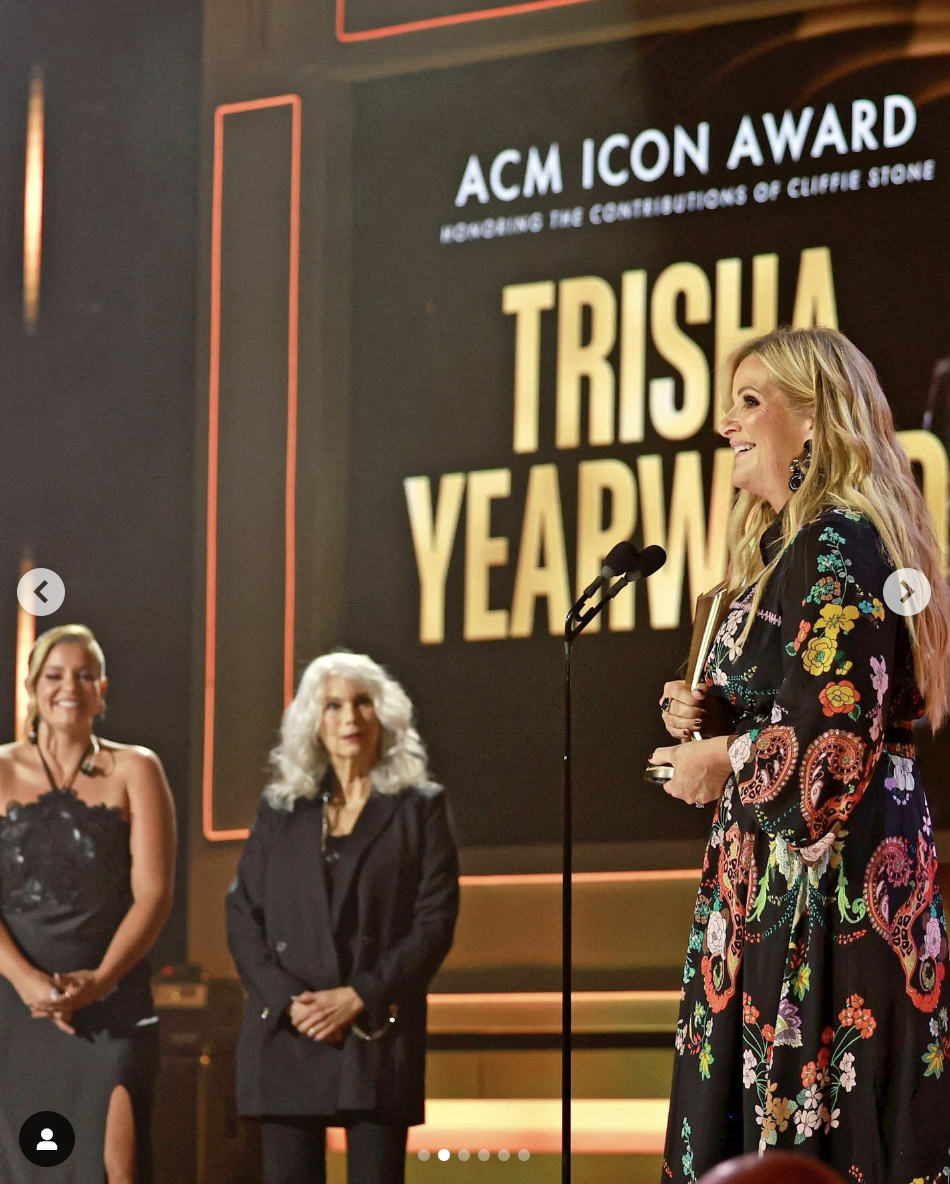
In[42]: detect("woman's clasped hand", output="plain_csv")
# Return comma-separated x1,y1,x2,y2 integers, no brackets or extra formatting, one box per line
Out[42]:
24,968,109,1034
658,679,735,740
649,733,733,808
286,985,365,1044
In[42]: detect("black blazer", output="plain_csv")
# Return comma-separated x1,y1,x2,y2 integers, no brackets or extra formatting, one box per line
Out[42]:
225,783,459,1122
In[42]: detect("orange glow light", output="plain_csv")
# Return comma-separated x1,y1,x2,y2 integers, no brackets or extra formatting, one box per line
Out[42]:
23,66,44,331
14,556,36,740
459,868,700,886
204,95,301,842
336,0,601,43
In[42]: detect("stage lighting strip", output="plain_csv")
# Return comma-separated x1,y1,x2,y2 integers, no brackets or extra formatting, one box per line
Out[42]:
22,67,44,330
458,868,699,886
204,94,301,841
14,558,36,740
426,988,681,1034
336,0,601,43
325,1098,668,1154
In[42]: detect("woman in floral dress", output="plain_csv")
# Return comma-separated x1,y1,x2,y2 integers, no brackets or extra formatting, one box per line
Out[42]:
651,327,950,1183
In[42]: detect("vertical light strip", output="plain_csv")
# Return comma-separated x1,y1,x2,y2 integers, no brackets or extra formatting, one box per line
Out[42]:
203,94,302,841
23,66,45,332
15,555,36,740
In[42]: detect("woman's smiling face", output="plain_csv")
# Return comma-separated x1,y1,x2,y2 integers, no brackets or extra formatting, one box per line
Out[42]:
718,354,814,511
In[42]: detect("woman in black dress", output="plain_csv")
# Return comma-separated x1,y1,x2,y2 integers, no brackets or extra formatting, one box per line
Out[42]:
652,328,950,1182
226,651,459,1184
0,624,176,1183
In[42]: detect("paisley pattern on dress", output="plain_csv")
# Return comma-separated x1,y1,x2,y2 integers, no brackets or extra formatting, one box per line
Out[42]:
701,823,755,1014
662,509,950,1184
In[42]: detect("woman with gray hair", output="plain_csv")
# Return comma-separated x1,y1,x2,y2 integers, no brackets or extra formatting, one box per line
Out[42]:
226,652,459,1184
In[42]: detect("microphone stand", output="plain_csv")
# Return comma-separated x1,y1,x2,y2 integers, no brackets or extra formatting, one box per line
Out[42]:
561,573,632,1184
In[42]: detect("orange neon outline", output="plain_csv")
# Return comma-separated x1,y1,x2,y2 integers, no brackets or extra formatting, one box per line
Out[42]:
336,0,601,42
23,66,44,330
458,868,699,886
14,557,36,741
204,94,301,842
426,989,680,1005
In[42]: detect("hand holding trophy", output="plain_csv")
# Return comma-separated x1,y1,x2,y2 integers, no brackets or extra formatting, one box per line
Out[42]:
645,582,729,785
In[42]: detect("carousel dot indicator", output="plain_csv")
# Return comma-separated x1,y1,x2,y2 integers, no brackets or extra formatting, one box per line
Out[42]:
438,1149,450,1161
519,1149,530,1160
418,1149,430,1161
478,1149,490,1160
499,1149,510,1161
458,1149,471,1160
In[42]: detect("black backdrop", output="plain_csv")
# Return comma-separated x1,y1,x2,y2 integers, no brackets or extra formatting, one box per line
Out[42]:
339,14,950,848
0,0,201,962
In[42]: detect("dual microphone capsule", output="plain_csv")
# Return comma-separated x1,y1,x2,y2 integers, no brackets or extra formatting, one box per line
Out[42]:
567,539,667,636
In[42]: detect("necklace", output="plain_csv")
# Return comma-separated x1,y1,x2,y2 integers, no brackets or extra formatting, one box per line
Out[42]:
36,734,98,793
320,780,370,849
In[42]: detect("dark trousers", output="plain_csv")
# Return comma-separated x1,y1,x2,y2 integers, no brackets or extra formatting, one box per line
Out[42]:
261,1114,408,1184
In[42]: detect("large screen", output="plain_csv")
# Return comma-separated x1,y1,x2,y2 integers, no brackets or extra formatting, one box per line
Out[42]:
333,13,950,850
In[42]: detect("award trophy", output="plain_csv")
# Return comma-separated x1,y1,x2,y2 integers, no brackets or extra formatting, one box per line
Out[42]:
644,581,730,784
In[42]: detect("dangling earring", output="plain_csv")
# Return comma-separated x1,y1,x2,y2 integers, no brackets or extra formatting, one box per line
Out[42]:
27,717,38,745
788,439,812,492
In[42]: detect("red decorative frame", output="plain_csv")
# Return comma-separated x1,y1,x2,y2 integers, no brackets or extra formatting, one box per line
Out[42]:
336,0,601,43
204,95,302,841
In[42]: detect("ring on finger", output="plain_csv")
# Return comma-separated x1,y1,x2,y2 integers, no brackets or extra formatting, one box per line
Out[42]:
307,1024,318,1037
660,696,672,713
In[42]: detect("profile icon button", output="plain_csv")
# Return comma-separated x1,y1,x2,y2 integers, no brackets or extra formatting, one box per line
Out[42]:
19,1111,75,1166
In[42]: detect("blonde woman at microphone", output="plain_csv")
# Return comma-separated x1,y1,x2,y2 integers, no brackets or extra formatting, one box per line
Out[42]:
651,328,950,1184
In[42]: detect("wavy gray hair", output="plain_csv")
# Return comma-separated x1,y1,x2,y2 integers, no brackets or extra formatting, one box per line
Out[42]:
264,651,433,811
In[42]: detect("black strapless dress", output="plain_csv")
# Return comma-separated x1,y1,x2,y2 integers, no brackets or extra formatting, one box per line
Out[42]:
0,788,159,1182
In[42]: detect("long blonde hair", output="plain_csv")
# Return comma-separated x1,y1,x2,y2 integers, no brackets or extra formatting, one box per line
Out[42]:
722,327,950,730
25,624,107,732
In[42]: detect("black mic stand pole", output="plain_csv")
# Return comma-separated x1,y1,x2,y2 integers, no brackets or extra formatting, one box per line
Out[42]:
561,608,574,1184
561,574,633,1184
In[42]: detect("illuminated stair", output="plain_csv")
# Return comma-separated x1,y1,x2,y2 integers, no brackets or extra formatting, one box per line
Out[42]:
325,869,700,1182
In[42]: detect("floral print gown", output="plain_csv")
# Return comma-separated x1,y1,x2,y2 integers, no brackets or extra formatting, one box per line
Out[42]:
662,508,950,1184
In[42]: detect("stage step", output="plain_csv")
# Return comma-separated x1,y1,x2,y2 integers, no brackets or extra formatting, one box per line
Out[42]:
433,870,700,993
428,1046,674,1101
325,1097,668,1182
425,989,678,1101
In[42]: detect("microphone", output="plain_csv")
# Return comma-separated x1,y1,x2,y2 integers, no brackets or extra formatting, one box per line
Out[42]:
569,545,667,637
598,544,666,605
571,540,639,619
632,544,666,580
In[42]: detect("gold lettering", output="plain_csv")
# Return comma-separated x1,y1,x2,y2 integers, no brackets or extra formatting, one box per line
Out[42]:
637,450,732,628
404,473,465,645
556,276,617,449
714,253,779,397
618,269,647,443
510,464,571,637
503,280,557,455
650,262,712,441
791,246,838,328
576,459,638,632
464,468,511,641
